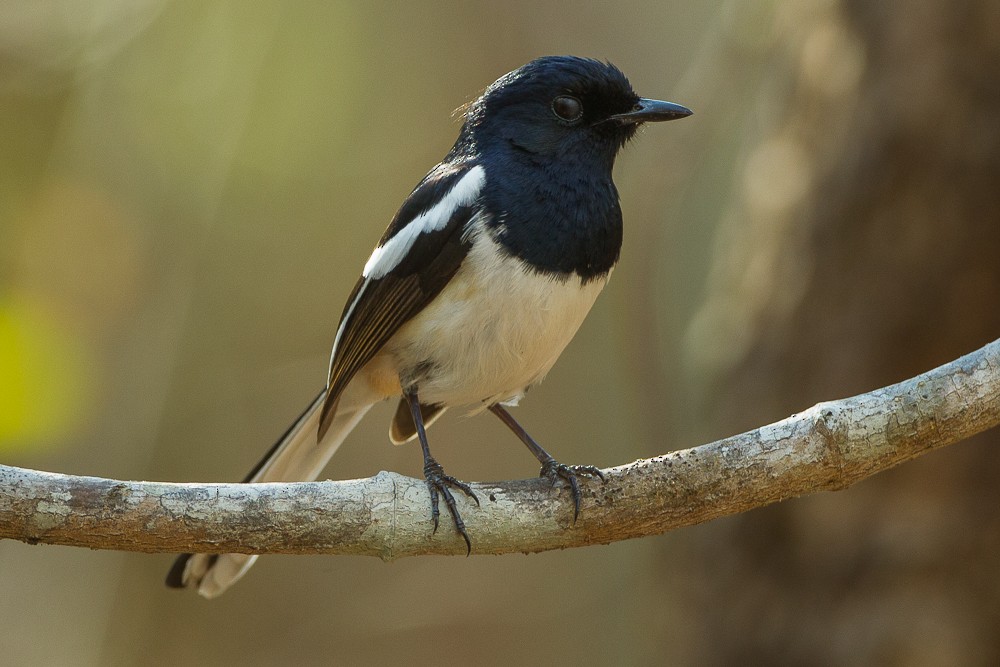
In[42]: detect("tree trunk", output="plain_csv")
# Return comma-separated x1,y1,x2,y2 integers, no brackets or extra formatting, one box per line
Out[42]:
675,1,1000,663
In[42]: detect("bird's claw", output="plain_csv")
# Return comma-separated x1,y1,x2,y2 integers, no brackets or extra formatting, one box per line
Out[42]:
539,460,605,522
423,457,479,554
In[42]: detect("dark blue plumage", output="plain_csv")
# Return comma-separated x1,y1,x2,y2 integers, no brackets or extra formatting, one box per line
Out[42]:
452,57,642,280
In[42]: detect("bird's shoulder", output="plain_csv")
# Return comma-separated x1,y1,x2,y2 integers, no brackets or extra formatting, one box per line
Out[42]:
377,162,482,245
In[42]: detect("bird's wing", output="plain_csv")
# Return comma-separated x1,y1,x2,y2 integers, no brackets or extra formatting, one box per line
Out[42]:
318,163,486,438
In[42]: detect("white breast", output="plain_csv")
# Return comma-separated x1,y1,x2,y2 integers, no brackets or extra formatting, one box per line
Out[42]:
384,220,609,408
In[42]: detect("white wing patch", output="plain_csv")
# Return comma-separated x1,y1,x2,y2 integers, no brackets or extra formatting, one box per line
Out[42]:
329,164,485,375
362,165,485,280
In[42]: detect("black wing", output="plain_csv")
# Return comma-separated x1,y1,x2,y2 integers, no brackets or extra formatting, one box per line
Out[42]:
317,163,482,438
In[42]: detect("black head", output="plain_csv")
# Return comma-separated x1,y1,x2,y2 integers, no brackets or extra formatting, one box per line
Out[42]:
455,56,691,169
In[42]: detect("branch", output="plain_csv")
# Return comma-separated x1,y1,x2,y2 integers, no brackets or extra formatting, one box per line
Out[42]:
2,339,999,559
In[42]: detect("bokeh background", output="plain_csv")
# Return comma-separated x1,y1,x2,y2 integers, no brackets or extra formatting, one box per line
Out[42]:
2,0,999,664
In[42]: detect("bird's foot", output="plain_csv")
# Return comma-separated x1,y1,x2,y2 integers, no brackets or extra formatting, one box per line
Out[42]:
539,460,606,522
423,457,480,554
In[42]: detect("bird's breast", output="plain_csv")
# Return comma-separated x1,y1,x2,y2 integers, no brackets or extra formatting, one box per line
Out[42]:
480,163,623,280
384,220,609,408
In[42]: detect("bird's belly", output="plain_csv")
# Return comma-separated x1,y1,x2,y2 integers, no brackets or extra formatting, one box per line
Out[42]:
385,234,608,408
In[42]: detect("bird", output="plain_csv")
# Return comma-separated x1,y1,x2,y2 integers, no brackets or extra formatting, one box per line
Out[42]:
166,55,691,597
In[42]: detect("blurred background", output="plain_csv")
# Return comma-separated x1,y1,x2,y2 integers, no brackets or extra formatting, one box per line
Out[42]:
2,0,999,664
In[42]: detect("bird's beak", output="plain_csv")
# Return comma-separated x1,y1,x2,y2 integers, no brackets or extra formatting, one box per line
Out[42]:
610,98,693,123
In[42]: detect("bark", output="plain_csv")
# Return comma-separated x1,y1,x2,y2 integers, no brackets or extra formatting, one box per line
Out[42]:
2,339,997,558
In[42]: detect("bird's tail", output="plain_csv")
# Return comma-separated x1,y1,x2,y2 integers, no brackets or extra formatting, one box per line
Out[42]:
165,386,374,598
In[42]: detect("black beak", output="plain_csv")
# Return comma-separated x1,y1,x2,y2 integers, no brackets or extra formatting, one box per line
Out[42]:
610,98,693,123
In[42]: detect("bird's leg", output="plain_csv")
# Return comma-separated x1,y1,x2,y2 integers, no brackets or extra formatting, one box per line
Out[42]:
488,403,605,522
405,390,479,553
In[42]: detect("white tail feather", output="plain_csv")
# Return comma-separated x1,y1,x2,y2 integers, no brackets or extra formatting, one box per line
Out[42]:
174,385,375,598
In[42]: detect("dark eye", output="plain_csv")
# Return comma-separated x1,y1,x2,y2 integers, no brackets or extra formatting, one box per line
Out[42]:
551,95,583,122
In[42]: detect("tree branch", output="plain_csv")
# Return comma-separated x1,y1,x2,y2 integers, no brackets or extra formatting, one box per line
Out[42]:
2,339,999,559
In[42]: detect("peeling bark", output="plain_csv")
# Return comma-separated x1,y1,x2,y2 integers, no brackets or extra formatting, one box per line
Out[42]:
1,338,998,558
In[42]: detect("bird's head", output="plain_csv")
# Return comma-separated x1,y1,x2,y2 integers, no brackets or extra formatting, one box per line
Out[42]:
457,56,691,167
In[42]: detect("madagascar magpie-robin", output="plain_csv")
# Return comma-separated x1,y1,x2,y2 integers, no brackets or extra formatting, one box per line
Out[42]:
166,56,691,597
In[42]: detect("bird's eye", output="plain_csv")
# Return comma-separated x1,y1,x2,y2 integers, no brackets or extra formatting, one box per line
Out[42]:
551,96,583,122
